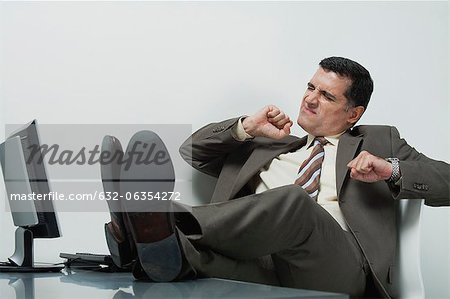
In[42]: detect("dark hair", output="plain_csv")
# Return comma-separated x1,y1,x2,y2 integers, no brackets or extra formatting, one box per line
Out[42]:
319,57,373,109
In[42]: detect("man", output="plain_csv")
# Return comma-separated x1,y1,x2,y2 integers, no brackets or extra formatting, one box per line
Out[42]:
104,57,449,298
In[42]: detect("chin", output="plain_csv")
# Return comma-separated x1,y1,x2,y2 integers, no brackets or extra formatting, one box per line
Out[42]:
297,119,311,134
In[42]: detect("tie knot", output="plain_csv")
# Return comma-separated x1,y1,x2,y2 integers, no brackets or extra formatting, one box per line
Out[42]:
314,137,328,146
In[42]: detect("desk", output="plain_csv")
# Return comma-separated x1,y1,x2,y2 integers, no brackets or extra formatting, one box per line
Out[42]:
0,268,348,299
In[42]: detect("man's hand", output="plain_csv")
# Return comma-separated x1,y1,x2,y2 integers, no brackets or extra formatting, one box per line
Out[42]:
347,151,393,183
242,105,293,139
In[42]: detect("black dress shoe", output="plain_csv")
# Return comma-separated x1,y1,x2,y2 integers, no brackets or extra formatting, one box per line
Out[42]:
120,130,185,281
101,135,136,269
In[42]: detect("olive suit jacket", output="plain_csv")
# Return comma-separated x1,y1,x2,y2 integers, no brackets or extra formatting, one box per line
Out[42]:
180,117,450,297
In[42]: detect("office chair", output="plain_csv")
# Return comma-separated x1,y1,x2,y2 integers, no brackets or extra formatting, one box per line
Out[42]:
394,198,425,299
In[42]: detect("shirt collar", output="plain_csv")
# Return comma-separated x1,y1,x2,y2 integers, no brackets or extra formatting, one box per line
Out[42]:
306,130,346,148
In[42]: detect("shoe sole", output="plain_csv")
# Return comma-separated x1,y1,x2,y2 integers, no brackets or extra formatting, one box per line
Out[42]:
120,130,182,281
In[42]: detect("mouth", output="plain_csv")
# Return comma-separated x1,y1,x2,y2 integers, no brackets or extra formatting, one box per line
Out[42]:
302,106,317,115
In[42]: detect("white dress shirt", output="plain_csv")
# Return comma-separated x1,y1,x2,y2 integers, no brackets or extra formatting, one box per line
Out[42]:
233,118,349,231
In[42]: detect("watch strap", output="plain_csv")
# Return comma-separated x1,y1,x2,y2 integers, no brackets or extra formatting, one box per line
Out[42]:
386,157,401,183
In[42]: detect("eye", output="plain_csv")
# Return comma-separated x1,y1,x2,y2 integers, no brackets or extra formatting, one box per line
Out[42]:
320,91,336,102
324,94,335,101
307,83,314,91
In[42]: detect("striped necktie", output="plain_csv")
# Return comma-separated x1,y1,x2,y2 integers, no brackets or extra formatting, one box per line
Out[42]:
294,137,329,201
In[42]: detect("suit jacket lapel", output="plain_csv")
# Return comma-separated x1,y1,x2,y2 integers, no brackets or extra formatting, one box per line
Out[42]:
227,136,307,200
336,130,363,197
214,131,361,202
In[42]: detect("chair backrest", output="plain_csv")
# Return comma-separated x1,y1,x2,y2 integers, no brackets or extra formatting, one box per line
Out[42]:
395,198,425,299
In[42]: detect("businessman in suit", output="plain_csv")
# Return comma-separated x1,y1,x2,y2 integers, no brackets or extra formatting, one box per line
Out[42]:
106,57,449,298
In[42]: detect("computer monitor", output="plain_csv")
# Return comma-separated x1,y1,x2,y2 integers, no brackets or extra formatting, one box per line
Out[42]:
0,120,63,272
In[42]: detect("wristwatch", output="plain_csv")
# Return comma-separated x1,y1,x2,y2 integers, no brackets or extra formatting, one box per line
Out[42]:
385,157,401,184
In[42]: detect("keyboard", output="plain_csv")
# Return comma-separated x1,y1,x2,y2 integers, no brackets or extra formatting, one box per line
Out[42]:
60,252,114,266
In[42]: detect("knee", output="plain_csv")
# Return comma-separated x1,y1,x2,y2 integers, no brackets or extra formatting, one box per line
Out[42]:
268,185,315,215
281,185,312,206
267,185,318,241
283,184,308,196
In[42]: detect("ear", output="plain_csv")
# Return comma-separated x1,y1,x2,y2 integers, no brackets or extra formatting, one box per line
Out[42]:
347,106,365,125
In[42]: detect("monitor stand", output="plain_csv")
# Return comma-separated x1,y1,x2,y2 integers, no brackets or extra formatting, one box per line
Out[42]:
8,275,35,299
0,227,63,273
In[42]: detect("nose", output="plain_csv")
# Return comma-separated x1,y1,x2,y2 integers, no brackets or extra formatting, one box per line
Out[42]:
304,90,319,107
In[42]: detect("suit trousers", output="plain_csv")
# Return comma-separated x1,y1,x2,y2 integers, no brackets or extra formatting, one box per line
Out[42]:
175,184,368,296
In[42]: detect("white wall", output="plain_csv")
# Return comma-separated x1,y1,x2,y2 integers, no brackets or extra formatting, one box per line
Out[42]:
0,2,448,298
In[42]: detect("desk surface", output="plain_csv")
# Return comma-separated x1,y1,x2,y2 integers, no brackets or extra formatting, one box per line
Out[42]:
0,268,348,299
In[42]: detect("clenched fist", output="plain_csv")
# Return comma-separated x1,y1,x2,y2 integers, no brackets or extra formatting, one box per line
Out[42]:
242,105,293,140
347,151,393,183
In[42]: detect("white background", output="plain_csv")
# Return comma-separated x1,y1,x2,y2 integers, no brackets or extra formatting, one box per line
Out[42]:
0,1,448,298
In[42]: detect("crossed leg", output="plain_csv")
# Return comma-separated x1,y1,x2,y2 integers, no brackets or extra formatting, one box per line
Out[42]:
176,185,367,296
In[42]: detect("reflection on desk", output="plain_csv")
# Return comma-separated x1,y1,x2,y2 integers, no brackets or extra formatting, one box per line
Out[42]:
0,268,348,299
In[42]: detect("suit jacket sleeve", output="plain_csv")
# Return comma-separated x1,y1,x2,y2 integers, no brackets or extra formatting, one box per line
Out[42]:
179,117,251,178
390,126,450,206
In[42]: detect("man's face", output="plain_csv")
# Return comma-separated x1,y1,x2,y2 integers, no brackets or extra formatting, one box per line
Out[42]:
297,67,363,136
